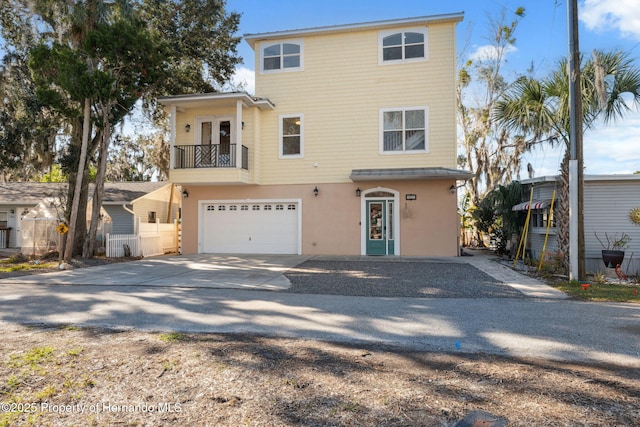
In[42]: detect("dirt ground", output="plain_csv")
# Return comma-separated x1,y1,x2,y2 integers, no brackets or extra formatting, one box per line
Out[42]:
1,324,638,427
0,257,639,426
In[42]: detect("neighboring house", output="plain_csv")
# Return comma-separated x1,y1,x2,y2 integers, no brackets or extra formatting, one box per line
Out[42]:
159,13,472,256
0,182,66,249
100,182,181,235
516,175,640,275
0,181,178,249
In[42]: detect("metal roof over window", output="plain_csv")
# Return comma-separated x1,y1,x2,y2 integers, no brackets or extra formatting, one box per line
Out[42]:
350,167,474,181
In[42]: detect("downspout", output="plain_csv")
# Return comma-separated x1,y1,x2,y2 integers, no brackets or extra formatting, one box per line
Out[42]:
166,184,175,223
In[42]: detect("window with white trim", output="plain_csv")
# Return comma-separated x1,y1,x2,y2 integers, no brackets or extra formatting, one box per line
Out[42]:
261,40,303,73
279,114,303,158
380,107,428,153
379,28,427,64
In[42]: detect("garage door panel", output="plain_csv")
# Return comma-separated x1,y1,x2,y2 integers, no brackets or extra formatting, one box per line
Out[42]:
201,202,299,254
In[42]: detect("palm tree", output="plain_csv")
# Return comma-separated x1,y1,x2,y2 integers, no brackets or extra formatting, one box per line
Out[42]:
494,49,640,274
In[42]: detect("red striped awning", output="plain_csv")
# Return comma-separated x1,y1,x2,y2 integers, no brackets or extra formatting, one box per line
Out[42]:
512,200,551,211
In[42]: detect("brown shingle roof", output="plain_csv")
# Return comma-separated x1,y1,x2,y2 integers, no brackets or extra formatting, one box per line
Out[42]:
0,182,169,205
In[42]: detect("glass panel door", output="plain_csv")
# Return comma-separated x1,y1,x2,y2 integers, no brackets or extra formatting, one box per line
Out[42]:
200,121,213,165
219,121,231,155
366,201,386,255
218,120,231,166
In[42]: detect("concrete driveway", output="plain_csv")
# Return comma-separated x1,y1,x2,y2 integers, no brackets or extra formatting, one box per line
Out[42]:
0,254,309,290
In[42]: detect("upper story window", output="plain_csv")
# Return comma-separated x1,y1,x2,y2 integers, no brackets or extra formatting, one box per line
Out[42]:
261,40,303,73
279,114,303,158
380,107,428,154
379,28,428,64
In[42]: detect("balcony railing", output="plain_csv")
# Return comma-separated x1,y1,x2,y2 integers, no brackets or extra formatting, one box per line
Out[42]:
174,144,248,170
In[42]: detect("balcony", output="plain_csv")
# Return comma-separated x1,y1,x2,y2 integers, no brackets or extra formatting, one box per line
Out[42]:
174,144,248,170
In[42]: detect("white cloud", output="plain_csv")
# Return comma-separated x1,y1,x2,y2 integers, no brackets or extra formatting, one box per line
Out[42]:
468,44,517,63
580,0,640,40
519,111,640,177
231,66,256,95
584,112,640,173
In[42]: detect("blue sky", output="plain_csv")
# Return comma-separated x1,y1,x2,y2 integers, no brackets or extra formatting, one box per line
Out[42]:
227,0,640,177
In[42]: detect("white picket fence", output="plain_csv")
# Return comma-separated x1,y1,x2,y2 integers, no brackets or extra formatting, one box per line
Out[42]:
105,219,178,258
104,233,162,257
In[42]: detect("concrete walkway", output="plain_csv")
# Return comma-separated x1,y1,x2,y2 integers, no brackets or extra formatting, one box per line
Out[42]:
0,254,638,367
463,256,569,299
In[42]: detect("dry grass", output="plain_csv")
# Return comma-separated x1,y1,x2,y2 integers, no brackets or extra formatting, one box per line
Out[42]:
1,324,638,426
0,254,141,279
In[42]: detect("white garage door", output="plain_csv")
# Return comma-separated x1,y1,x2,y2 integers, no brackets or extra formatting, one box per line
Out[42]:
200,201,299,254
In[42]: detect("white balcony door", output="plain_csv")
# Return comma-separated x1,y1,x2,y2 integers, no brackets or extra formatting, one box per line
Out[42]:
196,116,233,166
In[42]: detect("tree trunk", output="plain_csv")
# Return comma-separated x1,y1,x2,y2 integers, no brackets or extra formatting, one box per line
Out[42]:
64,98,91,262
555,149,571,274
84,106,111,258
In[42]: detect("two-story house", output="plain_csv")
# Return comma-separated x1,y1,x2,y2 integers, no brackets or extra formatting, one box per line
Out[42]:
159,13,472,256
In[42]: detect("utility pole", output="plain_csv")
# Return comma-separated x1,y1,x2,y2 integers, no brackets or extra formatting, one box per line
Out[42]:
567,0,585,280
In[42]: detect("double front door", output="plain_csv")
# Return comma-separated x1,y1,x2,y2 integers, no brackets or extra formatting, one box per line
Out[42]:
366,200,394,255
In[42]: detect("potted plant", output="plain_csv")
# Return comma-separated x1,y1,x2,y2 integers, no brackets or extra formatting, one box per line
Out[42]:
594,232,631,268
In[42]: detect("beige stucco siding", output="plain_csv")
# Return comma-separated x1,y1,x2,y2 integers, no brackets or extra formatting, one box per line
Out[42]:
395,180,459,256
181,181,458,256
253,22,458,185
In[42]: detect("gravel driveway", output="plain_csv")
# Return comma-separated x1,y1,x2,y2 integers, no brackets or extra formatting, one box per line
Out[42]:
283,260,526,298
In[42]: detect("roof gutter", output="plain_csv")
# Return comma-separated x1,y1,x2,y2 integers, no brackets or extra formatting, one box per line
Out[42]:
157,92,275,110
244,12,464,49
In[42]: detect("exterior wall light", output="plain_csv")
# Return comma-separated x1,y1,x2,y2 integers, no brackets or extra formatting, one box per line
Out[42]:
185,124,191,132
449,185,456,194
355,187,361,197
313,186,319,197
182,189,189,198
